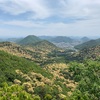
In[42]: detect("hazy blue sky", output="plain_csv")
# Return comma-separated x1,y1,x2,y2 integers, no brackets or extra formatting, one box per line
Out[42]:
0,0,100,37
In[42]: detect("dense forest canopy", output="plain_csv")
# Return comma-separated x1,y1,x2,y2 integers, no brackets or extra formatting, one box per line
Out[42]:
0,37,100,100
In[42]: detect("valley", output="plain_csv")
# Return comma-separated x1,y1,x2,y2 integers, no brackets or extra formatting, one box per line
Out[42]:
0,35,100,100
0,1,100,100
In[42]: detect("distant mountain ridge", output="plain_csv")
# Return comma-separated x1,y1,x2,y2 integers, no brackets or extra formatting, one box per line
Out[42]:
39,36,73,43
18,35,41,45
81,37,90,43
0,38,23,43
50,36,73,43
75,38,100,50
29,40,58,50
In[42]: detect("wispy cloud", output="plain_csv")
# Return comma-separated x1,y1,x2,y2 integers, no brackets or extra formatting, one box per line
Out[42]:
0,0,51,19
0,0,100,20
1,20,45,28
0,0,100,37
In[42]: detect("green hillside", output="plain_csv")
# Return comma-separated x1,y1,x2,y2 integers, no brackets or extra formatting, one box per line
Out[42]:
18,35,41,45
0,50,100,100
0,42,34,60
0,50,52,84
0,50,74,100
0,41,60,65
65,46,100,61
30,40,58,50
77,45,100,60
75,38,100,50
67,60,100,100
0,39,100,100
24,40,60,65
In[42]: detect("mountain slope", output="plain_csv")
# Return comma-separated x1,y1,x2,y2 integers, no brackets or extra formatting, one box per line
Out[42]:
75,38,100,50
24,40,59,64
18,35,41,45
0,50,77,100
0,50,52,84
81,37,90,43
0,41,59,65
0,42,33,60
78,45,100,60
67,45,100,61
29,40,58,51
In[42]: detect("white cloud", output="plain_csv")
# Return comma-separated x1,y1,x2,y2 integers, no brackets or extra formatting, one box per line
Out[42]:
0,0,100,20
1,20,45,28
36,18,100,36
0,0,51,19
59,0,100,19
0,0,100,37
0,18,100,37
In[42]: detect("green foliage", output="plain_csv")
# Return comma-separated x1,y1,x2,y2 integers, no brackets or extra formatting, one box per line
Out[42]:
31,40,57,49
0,50,53,85
0,82,33,100
44,94,52,100
70,90,90,100
54,79,70,94
33,96,41,100
75,38,100,50
0,38,100,100
34,85,65,100
68,60,100,100
34,85,51,99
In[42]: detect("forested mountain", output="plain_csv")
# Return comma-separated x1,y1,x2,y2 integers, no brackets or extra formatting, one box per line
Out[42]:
39,36,91,49
0,42,33,60
0,49,99,100
0,50,76,100
28,40,58,51
75,38,100,50
0,50,52,83
0,35,100,100
18,35,41,45
77,45,100,60
23,40,60,65
0,41,59,65
0,0,100,99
